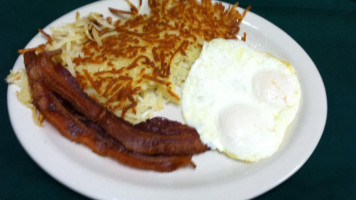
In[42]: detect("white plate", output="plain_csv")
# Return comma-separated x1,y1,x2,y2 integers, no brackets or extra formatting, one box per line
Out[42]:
7,0,327,199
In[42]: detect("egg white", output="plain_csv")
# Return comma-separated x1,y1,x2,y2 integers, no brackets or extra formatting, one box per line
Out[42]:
182,38,301,162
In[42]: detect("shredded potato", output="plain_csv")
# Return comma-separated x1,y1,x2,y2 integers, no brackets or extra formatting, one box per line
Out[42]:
11,0,249,124
6,70,44,126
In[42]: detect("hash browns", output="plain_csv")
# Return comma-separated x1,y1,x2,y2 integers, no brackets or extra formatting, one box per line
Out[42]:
41,0,249,123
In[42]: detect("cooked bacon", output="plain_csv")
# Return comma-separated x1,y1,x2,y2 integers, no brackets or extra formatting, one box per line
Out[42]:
26,50,208,156
135,117,200,136
24,50,195,172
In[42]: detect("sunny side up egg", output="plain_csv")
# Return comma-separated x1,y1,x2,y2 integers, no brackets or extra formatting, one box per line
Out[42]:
182,38,301,162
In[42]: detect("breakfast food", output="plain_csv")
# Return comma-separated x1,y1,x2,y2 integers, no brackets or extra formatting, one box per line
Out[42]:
182,39,301,162
26,50,208,155
8,0,302,173
23,49,206,171
7,0,251,172
42,0,249,124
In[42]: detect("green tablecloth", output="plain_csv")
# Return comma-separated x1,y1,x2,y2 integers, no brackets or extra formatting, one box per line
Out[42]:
1,0,355,199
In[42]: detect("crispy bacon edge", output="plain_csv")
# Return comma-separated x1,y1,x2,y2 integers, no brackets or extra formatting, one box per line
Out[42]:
32,51,208,156
24,50,197,172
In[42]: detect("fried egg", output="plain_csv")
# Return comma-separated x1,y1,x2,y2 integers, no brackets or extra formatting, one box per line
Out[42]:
182,38,301,162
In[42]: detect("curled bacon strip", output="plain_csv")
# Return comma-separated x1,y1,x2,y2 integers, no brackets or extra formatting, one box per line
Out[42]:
32,51,208,156
24,51,196,172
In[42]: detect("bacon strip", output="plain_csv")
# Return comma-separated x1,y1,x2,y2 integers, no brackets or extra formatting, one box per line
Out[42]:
32,51,208,156
24,51,195,172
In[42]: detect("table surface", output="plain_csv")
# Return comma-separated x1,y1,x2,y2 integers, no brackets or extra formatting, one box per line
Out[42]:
1,0,355,199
